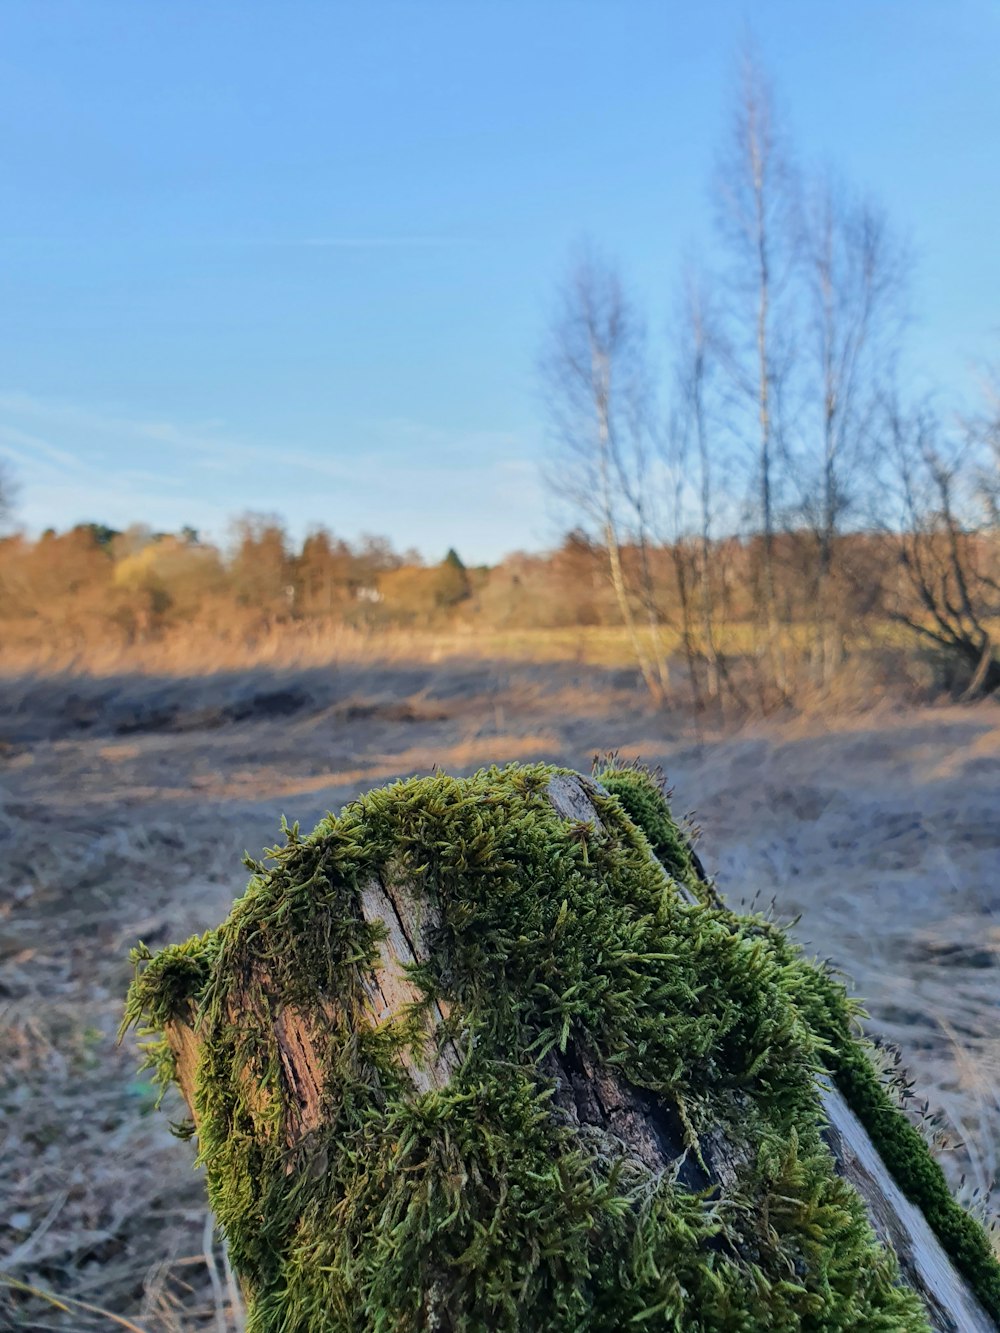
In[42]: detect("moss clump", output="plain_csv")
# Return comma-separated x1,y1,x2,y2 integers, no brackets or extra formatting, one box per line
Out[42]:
595,756,713,904
593,760,1000,1323
123,762,998,1331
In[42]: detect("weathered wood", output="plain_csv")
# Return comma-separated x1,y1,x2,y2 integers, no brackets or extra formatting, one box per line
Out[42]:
164,1000,201,1120
272,1004,332,1141
357,869,459,1092
822,1079,995,1333
546,771,607,827
159,769,996,1331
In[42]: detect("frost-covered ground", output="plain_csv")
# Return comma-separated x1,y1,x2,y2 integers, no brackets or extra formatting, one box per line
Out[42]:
1,661,997,1328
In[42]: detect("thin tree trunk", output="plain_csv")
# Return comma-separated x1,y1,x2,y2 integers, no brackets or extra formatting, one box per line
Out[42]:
594,358,664,705
691,328,723,706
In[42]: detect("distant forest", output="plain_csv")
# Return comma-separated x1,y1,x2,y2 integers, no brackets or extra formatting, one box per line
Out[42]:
0,512,997,708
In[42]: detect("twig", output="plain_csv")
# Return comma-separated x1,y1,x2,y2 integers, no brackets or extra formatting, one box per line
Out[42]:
4,1188,69,1269
221,1236,245,1332
201,1212,228,1333
0,1272,152,1333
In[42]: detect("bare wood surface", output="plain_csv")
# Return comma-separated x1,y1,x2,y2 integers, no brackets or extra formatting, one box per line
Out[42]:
163,1001,201,1124
272,1005,330,1140
546,772,608,827
822,1078,995,1333
357,871,459,1093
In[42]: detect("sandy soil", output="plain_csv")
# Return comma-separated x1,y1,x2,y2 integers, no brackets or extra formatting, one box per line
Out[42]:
1,660,997,1329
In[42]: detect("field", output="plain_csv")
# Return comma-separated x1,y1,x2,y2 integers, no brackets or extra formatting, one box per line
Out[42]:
1,651,998,1329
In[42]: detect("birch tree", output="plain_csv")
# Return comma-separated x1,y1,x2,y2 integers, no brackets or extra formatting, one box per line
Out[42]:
801,175,906,678
714,48,799,626
540,251,669,702
672,265,729,704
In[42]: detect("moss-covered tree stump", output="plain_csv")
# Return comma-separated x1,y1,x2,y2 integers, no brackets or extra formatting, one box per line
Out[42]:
123,762,1000,1331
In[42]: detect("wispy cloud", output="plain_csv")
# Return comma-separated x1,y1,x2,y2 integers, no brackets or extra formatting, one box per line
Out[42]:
0,422,86,473
293,236,475,248
0,391,546,559
0,392,350,482
0,235,478,250
205,235,477,250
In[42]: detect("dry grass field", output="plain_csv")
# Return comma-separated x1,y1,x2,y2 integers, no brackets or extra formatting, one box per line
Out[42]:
1,651,998,1329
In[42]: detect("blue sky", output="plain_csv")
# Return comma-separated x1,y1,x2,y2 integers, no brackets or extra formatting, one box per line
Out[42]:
1,1,998,561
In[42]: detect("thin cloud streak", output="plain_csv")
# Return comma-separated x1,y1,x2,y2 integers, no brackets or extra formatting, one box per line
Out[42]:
0,235,478,249
0,391,547,560
202,236,478,249
295,236,475,248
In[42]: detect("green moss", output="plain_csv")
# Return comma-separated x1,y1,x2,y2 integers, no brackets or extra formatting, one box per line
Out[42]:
594,756,715,905
599,761,1000,1323
123,762,998,1331
121,931,220,1113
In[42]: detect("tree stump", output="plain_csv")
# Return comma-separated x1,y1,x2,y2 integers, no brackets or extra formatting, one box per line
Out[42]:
123,761,1000,1332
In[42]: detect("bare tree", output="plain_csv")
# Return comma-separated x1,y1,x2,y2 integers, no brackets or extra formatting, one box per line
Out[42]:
657,405,705,719
540,251,669,702
667,265,734,708
884,397,1000,697
976,370,1000,527
801,175,906,679
714,47,799,627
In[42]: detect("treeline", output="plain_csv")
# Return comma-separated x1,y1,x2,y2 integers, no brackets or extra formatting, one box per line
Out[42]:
0,516,480,647
1,511,997,705
0,517,628,646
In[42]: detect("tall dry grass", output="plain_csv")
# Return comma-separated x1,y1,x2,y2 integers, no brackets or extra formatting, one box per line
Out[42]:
0,618,947,726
